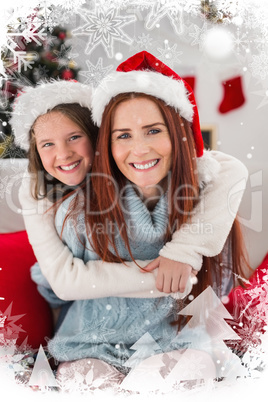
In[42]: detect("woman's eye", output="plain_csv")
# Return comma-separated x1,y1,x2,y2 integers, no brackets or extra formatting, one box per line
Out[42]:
117,133,130,140
148,128,160,135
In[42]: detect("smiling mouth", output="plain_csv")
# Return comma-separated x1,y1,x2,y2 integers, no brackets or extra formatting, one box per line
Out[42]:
59,161,81,171
131,159,159,170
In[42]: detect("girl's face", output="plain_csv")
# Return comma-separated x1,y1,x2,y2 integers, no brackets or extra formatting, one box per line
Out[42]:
35,111,94,186
111,97,172,199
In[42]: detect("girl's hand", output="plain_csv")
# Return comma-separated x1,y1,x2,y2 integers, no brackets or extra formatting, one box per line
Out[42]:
141,256,198,293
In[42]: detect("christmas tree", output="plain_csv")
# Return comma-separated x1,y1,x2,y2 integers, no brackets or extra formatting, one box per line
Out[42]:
120,332,166,392
121,351,167,393
28,344,57,390
170,286,248,380
0,7,79,159
121,287,249,392
123,332,162,370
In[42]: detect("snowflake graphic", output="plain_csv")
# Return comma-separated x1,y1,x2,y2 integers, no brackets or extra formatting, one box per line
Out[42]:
243,2,268,34
79,58,114,87
1,144,26,159
43,34,58,49
242,342,267,377
144,0,184,35
59,0,86,12
0,339,17,364
51,318,118,360
97,0,130,11
255,285,268,311
252,88,268,110
0,175,13,200
52,44,72,64
48,334,72,363
44,11,61,33
231,320,263,353
0,158,23,178
183,0,202,16
56,354,125,393
157,42,182,68
189,22,208,50
251,32,267,52
127,0,153,9
0,130,12,148
226,281,268,355
80,317,117,344
0,136,26,158
132,33,154,51
0,303,26,343
250,51,268,80
4,69,33,92
27,90,48,110
3,23,47,73
47,7,74,27
33,65,50,80
246,284,268,302
10,98,27,120
72,7,136,57
232,28,250,54
49,80,82,103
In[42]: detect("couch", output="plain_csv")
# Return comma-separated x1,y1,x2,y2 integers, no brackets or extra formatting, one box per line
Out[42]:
0,158,53,350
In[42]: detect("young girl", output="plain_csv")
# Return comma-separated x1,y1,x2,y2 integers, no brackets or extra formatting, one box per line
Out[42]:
16,52,250,387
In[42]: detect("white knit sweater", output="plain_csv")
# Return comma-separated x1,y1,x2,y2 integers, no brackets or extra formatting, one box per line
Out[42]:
19,150,248,300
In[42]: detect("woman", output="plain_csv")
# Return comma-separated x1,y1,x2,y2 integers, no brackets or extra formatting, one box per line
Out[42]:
32,52,249,388
15,75,247,301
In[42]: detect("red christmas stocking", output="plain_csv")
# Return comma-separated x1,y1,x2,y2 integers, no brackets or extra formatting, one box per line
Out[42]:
218,75,246,113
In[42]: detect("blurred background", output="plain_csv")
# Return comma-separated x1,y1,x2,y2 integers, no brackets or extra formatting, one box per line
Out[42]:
0,0,267,269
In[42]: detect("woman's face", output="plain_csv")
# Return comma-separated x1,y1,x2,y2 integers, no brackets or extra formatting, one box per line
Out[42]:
111,97,172,199
35,111,94,186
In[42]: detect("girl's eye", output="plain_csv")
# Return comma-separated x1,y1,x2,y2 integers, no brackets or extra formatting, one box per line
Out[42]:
70,135,81,141
42,142,53,148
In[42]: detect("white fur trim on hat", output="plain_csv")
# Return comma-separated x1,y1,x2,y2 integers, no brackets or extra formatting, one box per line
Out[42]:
10,80,93,151
92,70,194,127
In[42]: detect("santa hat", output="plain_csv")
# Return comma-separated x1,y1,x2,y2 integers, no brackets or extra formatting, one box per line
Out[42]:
92,51,220,184
10,80,93,152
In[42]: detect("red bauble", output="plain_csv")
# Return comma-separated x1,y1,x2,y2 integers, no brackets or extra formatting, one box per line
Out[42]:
61,69,74,80
44,51,54,61
58,31,66,40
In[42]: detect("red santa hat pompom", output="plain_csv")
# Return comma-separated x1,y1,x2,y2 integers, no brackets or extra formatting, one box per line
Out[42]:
92,51,220,184
10,80,93,152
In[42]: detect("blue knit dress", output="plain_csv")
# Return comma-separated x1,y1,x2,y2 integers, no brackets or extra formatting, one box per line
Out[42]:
36,184,180,373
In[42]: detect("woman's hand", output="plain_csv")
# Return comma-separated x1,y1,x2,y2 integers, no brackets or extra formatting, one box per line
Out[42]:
140,256,198,293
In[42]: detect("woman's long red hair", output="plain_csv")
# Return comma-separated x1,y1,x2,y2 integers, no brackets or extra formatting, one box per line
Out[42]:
87,93,200,264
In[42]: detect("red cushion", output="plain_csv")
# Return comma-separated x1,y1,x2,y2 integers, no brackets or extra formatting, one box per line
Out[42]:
0,231,53,349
